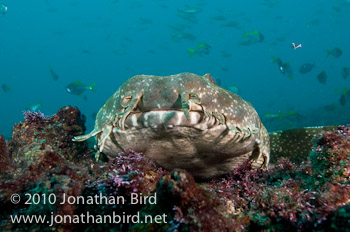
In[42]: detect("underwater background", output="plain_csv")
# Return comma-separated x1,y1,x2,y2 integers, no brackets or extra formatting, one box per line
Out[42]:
2,1,350,231
1,0,350,138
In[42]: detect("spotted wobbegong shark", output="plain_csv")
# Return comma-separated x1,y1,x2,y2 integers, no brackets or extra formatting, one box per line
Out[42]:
73,73,334,179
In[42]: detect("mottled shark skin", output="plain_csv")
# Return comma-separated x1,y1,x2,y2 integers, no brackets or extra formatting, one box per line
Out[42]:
73,73,270,179
269,126,338,163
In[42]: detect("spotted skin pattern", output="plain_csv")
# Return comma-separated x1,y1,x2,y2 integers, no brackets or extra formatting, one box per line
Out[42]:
73,73,270,179
269,126,338,163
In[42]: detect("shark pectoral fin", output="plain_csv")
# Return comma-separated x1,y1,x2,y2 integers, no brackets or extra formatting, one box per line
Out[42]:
95,151,101,162
72,134,91,142
263,152,270,168
97,124,113,153
249,122,270,169
250,145,269,169
72,129,101,142
73,132,94,142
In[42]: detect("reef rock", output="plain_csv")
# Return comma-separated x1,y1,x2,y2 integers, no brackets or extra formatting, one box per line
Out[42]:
1,104,350,231
0,106,97,231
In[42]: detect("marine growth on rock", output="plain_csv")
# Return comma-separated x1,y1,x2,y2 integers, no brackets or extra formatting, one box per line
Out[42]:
1,108,349,231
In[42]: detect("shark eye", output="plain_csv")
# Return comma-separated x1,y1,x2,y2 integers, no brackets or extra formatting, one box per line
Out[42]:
121,95,133,107
189,93,197,98
188,92,200,103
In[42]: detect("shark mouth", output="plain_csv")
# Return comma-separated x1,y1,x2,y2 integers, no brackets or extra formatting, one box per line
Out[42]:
121,110,220,131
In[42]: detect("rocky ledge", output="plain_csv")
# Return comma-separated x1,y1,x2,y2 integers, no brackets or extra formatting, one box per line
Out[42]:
1,106,349,231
